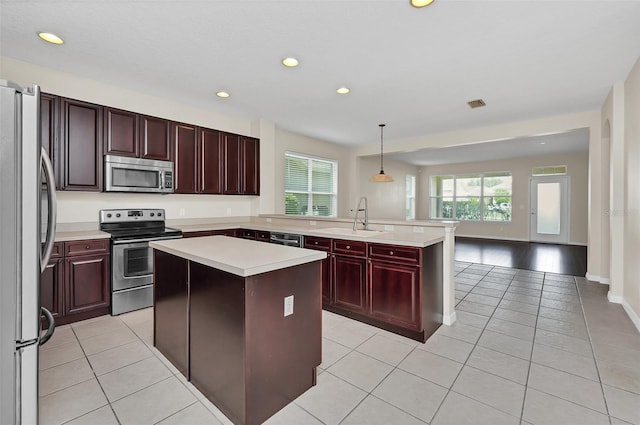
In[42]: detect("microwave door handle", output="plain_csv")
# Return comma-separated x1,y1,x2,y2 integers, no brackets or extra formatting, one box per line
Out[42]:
40,147,57,273
160,171,165,190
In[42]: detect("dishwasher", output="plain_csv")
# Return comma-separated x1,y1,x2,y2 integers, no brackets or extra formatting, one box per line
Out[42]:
270,232,304,247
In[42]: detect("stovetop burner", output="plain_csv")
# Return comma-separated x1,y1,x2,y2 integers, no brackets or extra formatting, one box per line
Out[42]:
99,208,182,241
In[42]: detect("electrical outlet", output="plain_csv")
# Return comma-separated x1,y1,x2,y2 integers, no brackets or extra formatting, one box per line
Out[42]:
266,218,272,223
179,208,186,217
384,225,394,231
309,220,317,226
413,226,424,233
284,295,294,317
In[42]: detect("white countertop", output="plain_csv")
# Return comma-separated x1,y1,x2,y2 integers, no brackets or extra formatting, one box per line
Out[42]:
150,236,327,277
54,230,110,242
170,221,445,248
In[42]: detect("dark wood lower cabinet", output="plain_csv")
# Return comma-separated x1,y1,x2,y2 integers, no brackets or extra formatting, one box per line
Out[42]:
41,240,111,326
332,254,367,313
154,251,321,425
369,260,420,329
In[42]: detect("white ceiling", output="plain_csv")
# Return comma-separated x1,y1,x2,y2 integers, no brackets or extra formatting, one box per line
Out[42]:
384,128,590,166
1,1,640,147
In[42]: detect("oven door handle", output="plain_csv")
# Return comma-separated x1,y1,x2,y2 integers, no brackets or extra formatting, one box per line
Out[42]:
112,235,183,245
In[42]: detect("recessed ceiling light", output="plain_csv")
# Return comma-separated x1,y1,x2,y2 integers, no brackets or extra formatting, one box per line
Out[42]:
282,57,299,67
38,32,64,45
336,87,350,95
540,142,546,145
410,0,435,8
216,91,230,98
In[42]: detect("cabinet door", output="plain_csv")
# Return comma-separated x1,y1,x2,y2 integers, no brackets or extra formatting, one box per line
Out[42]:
104,107,138,157
369,260,420,329
332,255,367,313
242,137,259,195
199,128,224,194
223,133,242,194
40,93,60,188
172,123,198,194
139,115,171,161
60,98,103,191
41,258,64,320
64,254,110,315
304,237,332,304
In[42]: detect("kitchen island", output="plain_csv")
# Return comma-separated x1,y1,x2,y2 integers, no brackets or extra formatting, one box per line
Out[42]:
150,236,326,425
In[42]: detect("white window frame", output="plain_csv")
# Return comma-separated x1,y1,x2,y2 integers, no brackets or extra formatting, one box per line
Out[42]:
284,152,338,217
406,174,416,220
429,172,512,222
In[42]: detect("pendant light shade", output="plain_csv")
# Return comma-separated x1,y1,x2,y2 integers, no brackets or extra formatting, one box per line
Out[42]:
370,124,394,182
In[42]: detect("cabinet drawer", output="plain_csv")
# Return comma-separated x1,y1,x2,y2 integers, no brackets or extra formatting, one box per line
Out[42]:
332,239,366,257
64,239,109,256
239,229,256,240
48,242,64,259
304,236,332,252
368,243,420,265
256,231,271,242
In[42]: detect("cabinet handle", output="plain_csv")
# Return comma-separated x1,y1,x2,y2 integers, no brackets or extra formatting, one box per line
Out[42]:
346,245,351,249
389,251,394,255
314,241,318,245
86,245,90,249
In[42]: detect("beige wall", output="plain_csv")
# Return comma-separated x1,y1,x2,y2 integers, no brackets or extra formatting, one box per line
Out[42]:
0,57,264,222
416,152,589,244
274,128,351,217
357,157,420,220
623,57,640,321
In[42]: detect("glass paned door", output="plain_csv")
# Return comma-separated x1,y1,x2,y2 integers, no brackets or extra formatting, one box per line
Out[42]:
530,176,569,243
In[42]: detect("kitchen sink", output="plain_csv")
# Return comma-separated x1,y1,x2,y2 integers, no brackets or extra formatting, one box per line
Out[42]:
314,227,387,238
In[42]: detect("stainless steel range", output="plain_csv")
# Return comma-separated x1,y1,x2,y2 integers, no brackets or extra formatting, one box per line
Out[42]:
99,209,182,315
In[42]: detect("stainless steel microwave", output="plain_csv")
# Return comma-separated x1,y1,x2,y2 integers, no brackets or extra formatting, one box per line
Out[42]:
104,155,174,194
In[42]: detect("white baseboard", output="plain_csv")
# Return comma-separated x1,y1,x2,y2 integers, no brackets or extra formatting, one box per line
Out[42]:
442,311,457,326
622,299,640,333
607,291,623,304
585,273,611,284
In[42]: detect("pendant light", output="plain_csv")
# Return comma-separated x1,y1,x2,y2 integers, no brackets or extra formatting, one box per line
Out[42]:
370,124,394,182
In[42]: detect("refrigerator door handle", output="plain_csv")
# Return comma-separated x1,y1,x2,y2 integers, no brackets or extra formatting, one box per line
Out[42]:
40,147,57,273
38,307,55,346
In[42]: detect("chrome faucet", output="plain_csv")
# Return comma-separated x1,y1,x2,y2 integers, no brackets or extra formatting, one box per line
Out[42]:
353,196,369,231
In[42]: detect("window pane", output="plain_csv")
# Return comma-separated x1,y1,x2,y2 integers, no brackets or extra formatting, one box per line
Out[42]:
456,175,482,197
483,173,512,196
537,183,561,234
284,156,308,192
431,176,454,197
311,194,334,216
285,192,308,215
455,197,481,220
430,197,454,219
483,197,511,221
311,160,334,192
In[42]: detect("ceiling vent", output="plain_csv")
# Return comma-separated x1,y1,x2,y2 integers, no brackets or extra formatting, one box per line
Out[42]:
467,99,486,108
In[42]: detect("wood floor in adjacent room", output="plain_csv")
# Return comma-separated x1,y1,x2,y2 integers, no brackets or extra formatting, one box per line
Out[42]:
454,237,588,276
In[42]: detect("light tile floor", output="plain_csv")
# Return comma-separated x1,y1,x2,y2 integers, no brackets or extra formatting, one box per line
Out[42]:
39,262,640,425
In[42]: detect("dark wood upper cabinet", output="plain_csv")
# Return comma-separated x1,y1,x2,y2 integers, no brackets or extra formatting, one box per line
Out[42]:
60,98,103,191
139,115,171,161
104,107,138,157
199,128,224,194
224,133,242,195
172,123,198,194
242,136,260,195
40,93,60,189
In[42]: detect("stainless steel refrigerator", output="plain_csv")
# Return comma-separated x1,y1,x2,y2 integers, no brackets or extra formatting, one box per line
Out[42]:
1,80,57,424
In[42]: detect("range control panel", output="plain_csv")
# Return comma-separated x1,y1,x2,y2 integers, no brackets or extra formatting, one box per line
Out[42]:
99,209,166,223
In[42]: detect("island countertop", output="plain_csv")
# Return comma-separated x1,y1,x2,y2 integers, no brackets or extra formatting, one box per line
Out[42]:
150,235,326,277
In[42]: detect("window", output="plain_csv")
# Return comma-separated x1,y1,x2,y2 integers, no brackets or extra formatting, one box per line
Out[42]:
430,172,512,222
284,152,337,217
406,175,416,220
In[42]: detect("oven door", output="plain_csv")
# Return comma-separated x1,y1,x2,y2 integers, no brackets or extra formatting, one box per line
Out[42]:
112,241,154,291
